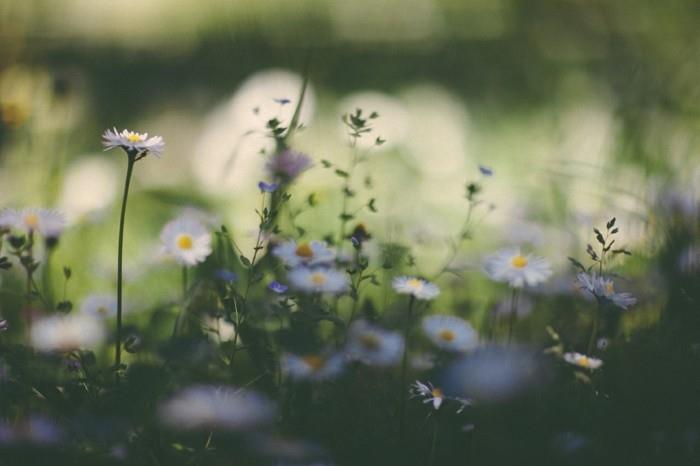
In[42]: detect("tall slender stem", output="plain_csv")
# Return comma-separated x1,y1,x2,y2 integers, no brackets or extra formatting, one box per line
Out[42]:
398,295,416,447
116,156,135,369
587,300,601,354
428,416,439,466
507,287,519,344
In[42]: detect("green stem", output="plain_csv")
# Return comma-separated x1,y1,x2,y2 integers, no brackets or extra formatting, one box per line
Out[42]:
428,416,439,466
507,288,519,344
116,156,136,369
398,295,416,447
587,301,600,354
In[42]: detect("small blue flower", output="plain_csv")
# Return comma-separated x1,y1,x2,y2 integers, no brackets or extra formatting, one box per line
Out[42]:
268,281,288,293
273,98,291,105
479,165,493,176
214,269,238,282
258,181,279,193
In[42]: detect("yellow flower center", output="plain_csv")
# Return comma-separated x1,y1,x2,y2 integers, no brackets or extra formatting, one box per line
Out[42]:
126,133,143,143
578,356,590,368
439,329,455,342
431,388,444,399
407,278,423,289
605,282,614,295
302,355,326,371
295,242,314,258
97,306,109,316
310,272,327,285
360,334,380,350
23,213,39,228
176,234,194,250
511,255,528,268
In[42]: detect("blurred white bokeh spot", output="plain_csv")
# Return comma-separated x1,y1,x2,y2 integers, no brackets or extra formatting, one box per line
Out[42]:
58,156,119,223
194,69,316,195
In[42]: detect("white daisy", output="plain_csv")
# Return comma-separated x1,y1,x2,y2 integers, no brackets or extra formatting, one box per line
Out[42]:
410,380,471,413
576,272,636,310
345,320,405,367
392,276,440,300
0,208,66,238
288,266,349,294
272,240,335,268
30,314,106,352
422,315,478,353
79,294,118,319
102,127,164,157
282,352,345,381
483,247,552,288
160,214,213,266
159,385,275,431
563,352,603,370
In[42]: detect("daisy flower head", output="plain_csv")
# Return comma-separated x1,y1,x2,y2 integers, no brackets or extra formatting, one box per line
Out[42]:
345,320,405,367
411,380,471,413
160,214,213,266
266,149,313,181
483,247,552,288
392,276,440,301
563,352,603,370
282,352,345,382
422,315,478,353
272,240,335,268
0,208,66,238
79,293,118,319
159,385,275,431
288,266,349,294
576,272,636,310
30,314,106,352
102,127,164,158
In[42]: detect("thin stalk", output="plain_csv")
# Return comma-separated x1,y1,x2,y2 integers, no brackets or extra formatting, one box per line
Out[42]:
338,138,359,255
587,300,601,354
507,288,519,344
115,156,135,369
398,295,416,446
172,265,189,336
428,416,439,466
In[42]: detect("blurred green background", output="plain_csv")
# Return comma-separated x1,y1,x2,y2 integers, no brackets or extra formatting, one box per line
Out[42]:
0,0,698,319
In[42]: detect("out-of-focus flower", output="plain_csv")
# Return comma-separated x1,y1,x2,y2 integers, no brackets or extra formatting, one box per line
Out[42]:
282,352,345,381
214,268,238,282
484,248,552,288
479,165,493,176
576,272,636,310
422,315,478,352
204,316,237,343
345,320,404,367
102,128,164,157
0,319,8,332
288,267,349,294
159,385,275,431
30,314,105,352
411,380,471,413
268,280,288,293
160,214,213,266
258,181,279,193
442,345,547,403
79,294,118,319
392,276,440,300
273,240,335,268
563,352,602,370
0,416,62,446
0,208,66,238
266,149,313,181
